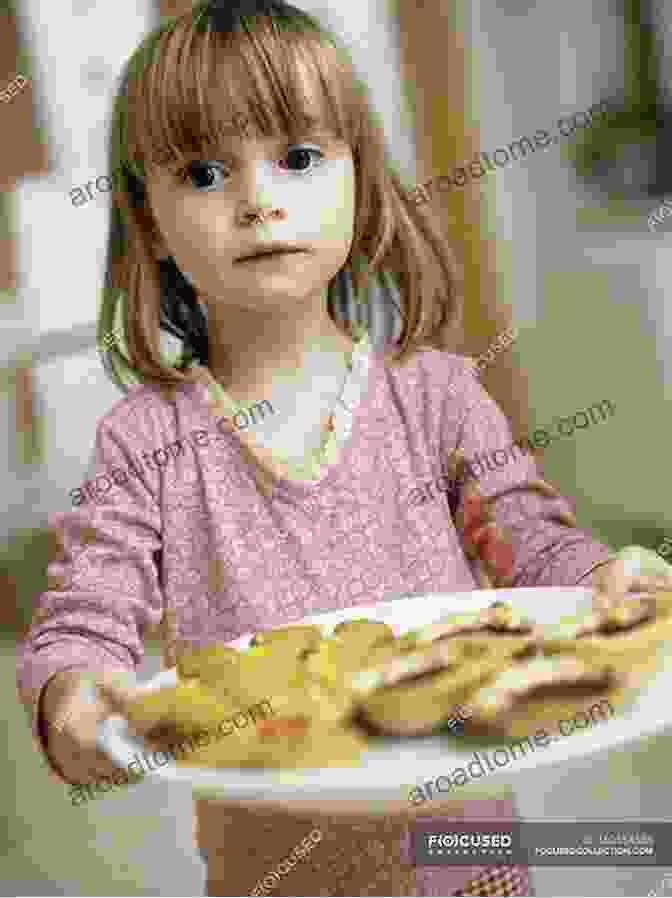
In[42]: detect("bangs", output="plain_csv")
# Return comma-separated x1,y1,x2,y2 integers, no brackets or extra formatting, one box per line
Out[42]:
127,10,360,176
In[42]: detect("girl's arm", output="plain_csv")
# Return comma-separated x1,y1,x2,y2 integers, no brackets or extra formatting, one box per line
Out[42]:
441,373,614,590
16,397,166,780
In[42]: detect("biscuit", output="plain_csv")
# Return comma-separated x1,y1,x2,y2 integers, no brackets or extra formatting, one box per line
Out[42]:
414,602,536,645
124,593,672,768
303,633,405,689
462,653,631,739
122,681,240,734
540,591,672,681
333,619,394,644
250,625,322,655
354,637,534,736
176,643,241,681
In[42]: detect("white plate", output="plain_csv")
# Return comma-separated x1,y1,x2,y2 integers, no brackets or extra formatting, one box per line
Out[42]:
97,587,672,803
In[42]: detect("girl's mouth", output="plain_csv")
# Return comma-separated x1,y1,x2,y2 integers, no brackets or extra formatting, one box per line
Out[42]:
236,245,308,263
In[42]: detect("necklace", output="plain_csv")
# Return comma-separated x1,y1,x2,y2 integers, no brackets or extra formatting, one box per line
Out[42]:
198,324,371,484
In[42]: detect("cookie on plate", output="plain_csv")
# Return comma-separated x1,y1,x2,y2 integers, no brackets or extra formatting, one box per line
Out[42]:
333,619,394,646
412,602,537,646
303,631,406,690
461,652,634,739
540,591,672,680
176,643,241,682
249,624,322,655
352,636,535,736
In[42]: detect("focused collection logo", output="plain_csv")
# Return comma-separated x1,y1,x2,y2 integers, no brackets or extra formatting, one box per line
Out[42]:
426,832,512,855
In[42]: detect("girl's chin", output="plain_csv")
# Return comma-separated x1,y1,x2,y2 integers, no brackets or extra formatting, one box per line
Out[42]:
208,286,322,310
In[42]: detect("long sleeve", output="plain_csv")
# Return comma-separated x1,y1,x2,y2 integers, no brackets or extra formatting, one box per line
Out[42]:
16,397,166,773
440,374,614,590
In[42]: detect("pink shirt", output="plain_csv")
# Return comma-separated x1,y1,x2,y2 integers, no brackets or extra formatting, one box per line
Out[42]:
17,345,612,745
16,347,611,892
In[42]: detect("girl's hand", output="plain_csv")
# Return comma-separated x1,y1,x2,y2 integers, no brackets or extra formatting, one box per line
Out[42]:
458,481,515,589
41,669,140,785
588,559,672,612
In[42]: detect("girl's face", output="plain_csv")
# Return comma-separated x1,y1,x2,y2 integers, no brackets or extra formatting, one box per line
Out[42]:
146,109,356,315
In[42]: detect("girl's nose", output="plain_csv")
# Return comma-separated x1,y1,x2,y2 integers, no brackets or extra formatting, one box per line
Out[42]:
237,206,284,227
238,160,279,204
236,163,286,227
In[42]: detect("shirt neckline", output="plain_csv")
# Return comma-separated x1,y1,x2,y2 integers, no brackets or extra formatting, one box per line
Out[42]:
190,347,379,502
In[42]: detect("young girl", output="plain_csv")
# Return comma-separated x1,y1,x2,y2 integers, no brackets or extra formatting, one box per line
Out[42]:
17,1,672,895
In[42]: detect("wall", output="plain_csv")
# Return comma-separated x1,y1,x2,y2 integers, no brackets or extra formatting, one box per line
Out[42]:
467,0,671,549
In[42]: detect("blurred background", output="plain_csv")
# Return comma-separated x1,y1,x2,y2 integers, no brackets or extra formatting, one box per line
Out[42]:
1,0,671,894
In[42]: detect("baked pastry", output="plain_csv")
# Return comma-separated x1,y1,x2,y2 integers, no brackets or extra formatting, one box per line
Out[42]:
122,680,244,734
178,712,368,770
125,642,366,768
456,594,672,739
352,636,535,736
120,595,672,769
462,652,633,740
333,619,394,642
176,643,241,682
540,591,672,680
249,624,322,655
303,627,406,689
413,602,537,646
212,646,315,706
465,654,621,722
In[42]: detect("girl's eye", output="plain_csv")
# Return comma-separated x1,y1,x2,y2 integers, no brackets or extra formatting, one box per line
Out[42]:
279,145,325,173
176,161,229,191
174,145,324,189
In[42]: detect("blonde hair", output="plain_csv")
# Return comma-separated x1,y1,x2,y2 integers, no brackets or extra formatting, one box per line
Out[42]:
99,0,463,393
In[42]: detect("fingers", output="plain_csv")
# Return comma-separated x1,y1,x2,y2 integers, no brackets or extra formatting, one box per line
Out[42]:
592,574,672,615
96,683,139,717
95,671,138,709
592,592,614,612
599,574,672,596
73,755,121,785
49,726,127,786
627,575,672,594
70,734,132,784
84,755,129,785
